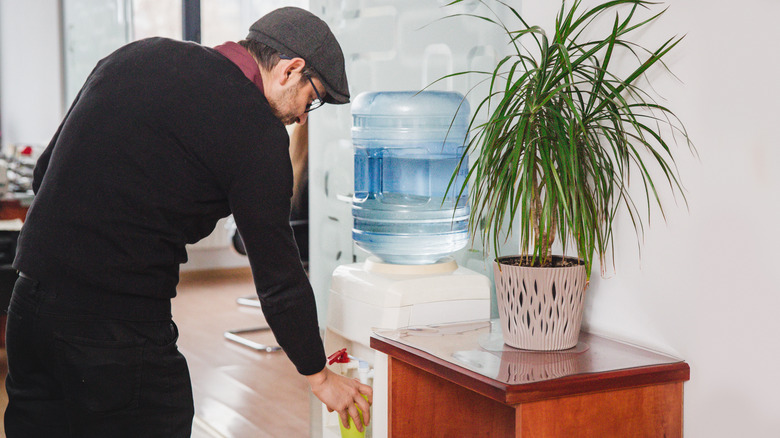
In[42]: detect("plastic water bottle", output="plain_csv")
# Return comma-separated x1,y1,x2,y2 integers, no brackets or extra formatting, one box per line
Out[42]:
351,91,470,264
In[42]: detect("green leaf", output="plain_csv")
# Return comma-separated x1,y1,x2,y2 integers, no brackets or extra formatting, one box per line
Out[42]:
437,0,692,278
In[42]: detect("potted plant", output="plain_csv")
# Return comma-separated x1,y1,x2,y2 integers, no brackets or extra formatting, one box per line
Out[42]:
443,0,693,350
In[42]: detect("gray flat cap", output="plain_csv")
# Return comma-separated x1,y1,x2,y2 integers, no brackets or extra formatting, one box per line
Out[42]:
247,7,349,104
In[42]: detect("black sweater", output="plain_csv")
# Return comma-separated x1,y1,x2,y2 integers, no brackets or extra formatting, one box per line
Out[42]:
14,38,325,375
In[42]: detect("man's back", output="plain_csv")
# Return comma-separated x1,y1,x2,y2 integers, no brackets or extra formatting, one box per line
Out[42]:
15,37,290,301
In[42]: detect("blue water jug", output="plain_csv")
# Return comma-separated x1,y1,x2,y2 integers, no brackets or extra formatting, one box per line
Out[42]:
351,91,470,264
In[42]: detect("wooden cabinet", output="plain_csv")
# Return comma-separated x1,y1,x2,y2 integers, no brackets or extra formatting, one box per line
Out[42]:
371,322,689,437
0,198,29,222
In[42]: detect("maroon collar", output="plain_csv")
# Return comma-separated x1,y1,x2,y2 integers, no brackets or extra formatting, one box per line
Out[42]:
213,41,264,94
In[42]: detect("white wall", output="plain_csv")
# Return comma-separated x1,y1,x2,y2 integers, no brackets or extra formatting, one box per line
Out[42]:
522,1,780,436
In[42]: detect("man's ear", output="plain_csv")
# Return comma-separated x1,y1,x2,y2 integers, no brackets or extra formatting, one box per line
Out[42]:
279,57,306,86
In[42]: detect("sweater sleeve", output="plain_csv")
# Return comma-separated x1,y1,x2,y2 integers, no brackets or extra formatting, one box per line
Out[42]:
33,134,54,194
224,125,326,376
33,86,86,194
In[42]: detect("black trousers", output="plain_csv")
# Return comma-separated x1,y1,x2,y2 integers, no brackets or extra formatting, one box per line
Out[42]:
4,275,195,437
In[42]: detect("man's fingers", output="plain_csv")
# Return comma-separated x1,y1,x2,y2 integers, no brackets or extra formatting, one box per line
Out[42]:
338,403,364,432
339,411,350,429
347,403,363,432
356,394,371,426
360,384,374,405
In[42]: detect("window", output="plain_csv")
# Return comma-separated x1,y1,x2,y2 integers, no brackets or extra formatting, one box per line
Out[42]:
132,0,183,41
62,0,181,105
62,0,307,105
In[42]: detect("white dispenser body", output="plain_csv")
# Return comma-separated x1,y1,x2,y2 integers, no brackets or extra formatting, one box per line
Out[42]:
321,257,490,438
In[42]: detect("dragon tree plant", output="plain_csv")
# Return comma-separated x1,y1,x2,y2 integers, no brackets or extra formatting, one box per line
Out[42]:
445,0,693,278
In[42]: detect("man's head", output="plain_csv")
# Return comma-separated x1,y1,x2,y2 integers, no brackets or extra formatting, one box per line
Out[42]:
242,7,349,124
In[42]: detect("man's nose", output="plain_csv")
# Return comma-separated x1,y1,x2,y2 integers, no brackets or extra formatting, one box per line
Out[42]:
296,112,309,125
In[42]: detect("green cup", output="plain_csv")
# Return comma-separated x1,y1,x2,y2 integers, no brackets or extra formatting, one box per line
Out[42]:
339,395,369,438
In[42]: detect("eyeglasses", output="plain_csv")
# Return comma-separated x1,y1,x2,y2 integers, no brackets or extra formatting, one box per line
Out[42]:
279,54,324,113
303,74,324,113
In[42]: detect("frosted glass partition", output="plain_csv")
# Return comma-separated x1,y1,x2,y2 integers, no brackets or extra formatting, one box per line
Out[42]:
200,0,309,47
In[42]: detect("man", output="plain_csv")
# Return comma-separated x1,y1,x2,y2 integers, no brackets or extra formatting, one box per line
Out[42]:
4,7,371,437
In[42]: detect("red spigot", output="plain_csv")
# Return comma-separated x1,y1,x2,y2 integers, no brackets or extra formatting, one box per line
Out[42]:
327,348,351,365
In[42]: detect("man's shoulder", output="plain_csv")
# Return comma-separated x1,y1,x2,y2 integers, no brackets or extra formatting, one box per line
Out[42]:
116,37,208,59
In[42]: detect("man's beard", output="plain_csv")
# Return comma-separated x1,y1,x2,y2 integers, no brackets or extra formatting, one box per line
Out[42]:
269,84,302,125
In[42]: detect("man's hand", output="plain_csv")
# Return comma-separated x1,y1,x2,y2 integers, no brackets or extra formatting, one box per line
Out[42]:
307,367,373,432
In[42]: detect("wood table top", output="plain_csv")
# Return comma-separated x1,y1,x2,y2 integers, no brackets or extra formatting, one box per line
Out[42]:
371,320,690,405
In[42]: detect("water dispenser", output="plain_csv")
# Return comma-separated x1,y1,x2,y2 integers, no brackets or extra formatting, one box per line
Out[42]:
351,91,470,264
320,91,491,438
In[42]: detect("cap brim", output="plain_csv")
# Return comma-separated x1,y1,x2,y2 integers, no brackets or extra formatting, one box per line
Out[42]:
322,84,350,105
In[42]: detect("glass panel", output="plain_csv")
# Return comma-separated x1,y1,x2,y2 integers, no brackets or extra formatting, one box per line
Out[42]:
132,0,182,40
201,0,309,47
62,0,182,106
62,0,132,105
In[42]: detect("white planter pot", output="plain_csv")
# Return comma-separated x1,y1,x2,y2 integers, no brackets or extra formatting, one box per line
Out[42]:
494,256,587,351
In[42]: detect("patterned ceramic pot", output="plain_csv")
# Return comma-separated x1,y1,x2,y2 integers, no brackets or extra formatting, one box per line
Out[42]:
494,256,587,351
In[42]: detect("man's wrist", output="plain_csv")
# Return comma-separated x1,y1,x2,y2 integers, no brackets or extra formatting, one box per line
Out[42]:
305,367,328,387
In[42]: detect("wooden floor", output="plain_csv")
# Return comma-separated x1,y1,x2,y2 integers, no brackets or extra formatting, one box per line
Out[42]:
175,268,311,438
0,268,311,438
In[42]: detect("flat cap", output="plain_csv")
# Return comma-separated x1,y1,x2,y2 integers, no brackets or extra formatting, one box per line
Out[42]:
247,7,349,104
